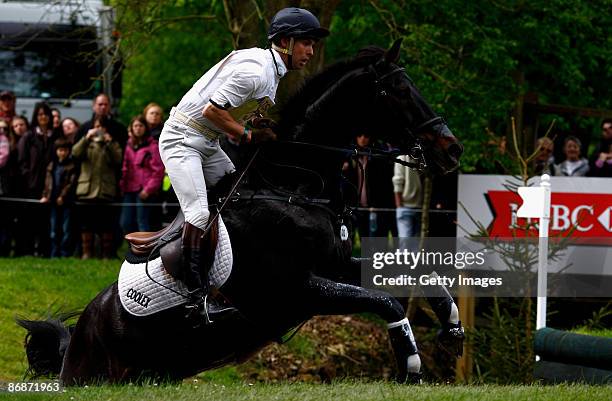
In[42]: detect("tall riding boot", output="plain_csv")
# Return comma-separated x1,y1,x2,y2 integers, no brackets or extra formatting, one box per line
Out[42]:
182,222,236,325
81,232,93,260
102,232,115,259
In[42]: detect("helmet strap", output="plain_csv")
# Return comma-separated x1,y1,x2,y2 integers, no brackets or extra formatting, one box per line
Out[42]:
272,37,296,69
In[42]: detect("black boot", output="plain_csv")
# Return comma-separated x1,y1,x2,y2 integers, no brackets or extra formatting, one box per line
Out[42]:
182,222,236,325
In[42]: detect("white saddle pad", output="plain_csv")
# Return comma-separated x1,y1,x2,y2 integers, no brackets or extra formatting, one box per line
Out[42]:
118,216,233,316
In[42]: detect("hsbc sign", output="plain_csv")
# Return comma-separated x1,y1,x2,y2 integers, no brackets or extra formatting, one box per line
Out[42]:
487,191,612,239
457,175,612,276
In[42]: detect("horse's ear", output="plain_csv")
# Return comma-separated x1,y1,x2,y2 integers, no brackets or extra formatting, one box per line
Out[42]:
384,38,403,64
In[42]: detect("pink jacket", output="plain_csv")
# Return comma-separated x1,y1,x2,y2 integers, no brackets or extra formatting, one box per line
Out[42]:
120,136,164,195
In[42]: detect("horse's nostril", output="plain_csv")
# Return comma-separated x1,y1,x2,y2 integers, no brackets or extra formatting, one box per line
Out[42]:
448,143,463,159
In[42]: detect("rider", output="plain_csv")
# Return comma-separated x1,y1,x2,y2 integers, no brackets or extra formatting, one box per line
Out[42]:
158,8,329,323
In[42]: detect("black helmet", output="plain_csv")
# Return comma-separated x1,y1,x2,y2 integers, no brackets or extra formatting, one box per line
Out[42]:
268,8,329,42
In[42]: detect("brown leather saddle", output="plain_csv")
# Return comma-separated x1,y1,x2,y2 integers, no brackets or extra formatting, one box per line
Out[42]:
124,210,219,278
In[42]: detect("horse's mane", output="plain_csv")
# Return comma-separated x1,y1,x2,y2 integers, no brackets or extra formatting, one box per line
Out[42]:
277,46,387,135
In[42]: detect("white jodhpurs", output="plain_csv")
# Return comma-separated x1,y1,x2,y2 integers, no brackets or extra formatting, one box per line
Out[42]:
159,118,235,230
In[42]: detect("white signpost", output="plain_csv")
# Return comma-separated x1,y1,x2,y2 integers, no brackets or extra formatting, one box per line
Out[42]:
517,174,552,331
516,174,552,361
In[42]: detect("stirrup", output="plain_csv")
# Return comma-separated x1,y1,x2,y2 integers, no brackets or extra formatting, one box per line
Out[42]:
201,293,238,324
183,290,205,326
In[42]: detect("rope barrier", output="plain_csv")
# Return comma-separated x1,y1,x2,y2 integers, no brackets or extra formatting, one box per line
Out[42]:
0,196,456,213
0,196,456,214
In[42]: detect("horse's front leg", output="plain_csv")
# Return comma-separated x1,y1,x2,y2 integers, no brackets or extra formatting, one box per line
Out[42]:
300,274,421,383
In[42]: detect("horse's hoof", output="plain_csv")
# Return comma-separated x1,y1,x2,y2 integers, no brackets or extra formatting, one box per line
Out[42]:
406,372,423,384
437,322,465,357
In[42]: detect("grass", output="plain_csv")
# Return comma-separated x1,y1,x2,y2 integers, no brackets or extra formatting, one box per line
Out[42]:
0,257,120,380
1,257,610,400
571,327,612,338
1,382,611,401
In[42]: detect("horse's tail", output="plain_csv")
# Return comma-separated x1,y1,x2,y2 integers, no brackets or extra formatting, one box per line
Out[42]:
16,311,79,378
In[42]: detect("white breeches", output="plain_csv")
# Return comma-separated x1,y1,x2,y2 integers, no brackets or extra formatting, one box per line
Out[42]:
159,118,235,230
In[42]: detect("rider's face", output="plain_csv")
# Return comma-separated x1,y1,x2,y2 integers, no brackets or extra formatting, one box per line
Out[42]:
287,38,315,70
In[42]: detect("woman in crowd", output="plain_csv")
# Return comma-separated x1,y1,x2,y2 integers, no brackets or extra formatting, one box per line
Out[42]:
72,116,123,259
61,117,80,144
119,115,164,233
10,115,28,147
143,103,164,140
0,120,11,255
6,116,30,255
16,102,59,256
555,136,589,177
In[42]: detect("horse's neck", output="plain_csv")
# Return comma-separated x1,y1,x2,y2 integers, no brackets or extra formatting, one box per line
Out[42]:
280,69,368,146
262,66,371,203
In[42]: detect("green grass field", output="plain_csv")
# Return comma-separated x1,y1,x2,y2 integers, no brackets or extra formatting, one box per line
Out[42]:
1,257,610,400
1,382,611,401
0,257,120,380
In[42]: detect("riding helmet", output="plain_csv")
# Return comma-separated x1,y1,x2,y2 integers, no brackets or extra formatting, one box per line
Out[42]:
268,8,330,42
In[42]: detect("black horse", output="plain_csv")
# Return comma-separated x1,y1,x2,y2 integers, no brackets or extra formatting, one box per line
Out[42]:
18,40,464,384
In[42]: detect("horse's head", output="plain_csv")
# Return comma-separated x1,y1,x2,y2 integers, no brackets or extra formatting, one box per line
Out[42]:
360,40,463,174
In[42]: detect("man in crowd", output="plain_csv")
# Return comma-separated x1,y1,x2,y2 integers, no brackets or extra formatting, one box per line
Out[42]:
76,93,127,148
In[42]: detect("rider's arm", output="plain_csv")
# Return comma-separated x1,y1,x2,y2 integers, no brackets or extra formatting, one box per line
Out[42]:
202,103,249,143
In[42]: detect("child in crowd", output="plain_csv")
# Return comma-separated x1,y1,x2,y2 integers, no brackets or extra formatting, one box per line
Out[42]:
120,115,164,233
40,138,77,257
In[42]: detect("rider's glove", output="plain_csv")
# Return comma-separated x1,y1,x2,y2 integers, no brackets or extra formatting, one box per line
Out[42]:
251,117,278,130
249,127,277,144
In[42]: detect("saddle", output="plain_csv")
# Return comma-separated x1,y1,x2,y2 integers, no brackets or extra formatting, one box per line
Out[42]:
124,210,219,279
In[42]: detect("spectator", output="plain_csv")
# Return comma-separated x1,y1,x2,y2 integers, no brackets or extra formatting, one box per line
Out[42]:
534,137,556,175
16,102,59,256
19,102,59,197
344,133,397,240
61,117,80,144
143,103,164,140
392,155,423,248
0,91,16,125
8,116,30,255
555,136,589,177
120,115,164,233
589,119,612,177
51,108,61,130
72,116,123,259
0,120,11,255
40,138,77,257
76,93,127,148
0,120,10,192
10,115,29,147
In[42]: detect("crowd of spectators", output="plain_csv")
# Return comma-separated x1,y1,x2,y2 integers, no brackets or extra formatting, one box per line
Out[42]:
0,90,169,259
534,120,612,178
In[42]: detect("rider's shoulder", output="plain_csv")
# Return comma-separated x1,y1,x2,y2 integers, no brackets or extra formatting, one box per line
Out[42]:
231,48,276,72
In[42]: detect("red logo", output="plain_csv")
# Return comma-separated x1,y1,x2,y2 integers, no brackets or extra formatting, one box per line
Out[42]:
486,191,612,244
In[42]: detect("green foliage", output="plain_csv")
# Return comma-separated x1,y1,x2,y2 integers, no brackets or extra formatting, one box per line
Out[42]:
578,301,612,331
470,298,535,384
111,0,233,123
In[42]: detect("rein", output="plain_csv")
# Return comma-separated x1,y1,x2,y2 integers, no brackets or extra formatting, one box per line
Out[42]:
280,140,425,169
